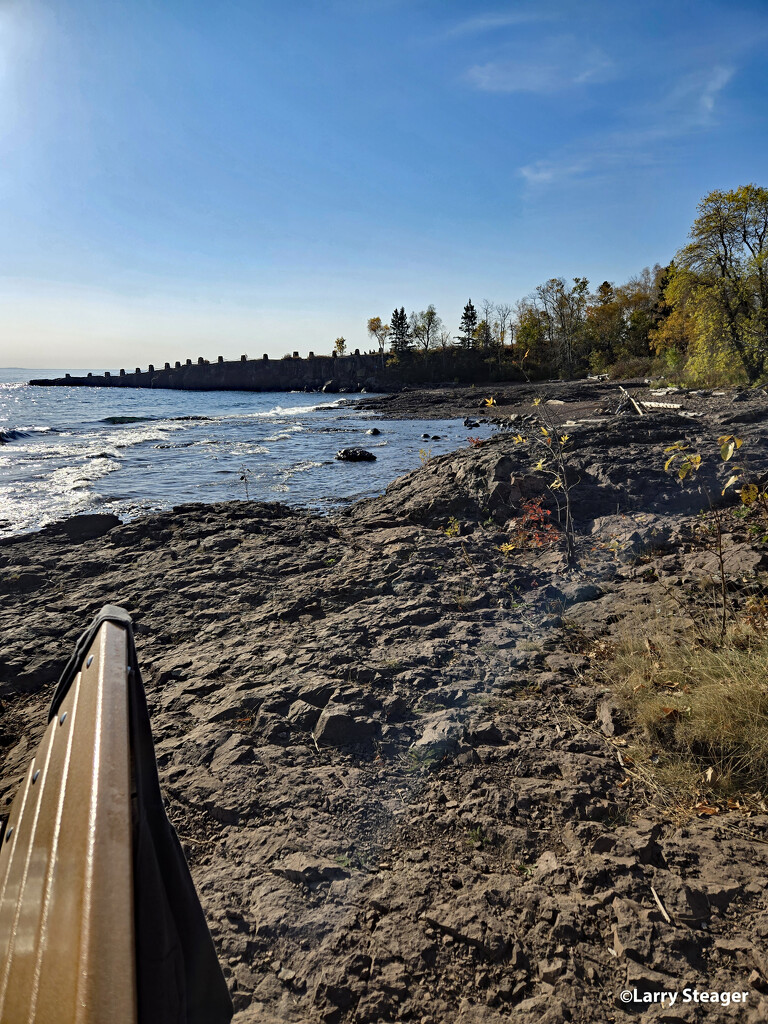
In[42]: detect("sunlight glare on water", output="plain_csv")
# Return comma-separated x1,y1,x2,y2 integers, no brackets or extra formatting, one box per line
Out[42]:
0,370,494,537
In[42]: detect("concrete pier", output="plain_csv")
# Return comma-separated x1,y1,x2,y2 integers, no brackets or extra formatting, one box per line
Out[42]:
29,352,395,393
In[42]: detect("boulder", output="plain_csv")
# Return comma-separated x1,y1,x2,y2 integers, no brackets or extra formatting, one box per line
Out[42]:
287,699,321,731
313,706,377,746
335,448,377,462
54,514,122,542
410,711,465,766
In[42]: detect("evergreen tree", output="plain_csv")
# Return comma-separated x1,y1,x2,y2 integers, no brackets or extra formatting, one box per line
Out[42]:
390,307,410,354
458,299,477,348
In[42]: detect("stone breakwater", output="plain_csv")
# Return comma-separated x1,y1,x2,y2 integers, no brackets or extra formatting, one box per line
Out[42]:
29,351,395,393
2,387,768,1023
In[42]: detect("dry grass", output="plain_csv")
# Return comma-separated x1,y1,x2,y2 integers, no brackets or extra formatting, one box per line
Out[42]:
608,615,768,803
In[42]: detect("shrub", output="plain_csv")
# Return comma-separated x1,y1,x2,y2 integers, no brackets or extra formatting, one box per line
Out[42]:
499,497,560,555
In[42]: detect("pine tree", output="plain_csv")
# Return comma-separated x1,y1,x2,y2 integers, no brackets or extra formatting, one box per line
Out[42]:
459,299,477,349
390,307,411,354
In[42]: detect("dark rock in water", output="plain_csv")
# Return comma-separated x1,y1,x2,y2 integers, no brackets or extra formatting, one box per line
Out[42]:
421,433,431,440
101,415,154,425
335,448,376,462
431,435,441,440
463,418,480,428
322,380,340,393
365,428,381,436
0,429,30,444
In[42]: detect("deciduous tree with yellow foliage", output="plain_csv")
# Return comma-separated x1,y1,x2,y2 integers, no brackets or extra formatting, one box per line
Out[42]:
652,185,768,384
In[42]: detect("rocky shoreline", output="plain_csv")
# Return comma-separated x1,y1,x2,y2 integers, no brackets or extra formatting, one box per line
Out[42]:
2,382,768,1023
346,378,639,421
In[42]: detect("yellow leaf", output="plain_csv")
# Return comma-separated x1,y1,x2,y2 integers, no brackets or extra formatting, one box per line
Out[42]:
722,474,740,493
664,454,678,472
560,434,569,443
541,426,549,436
721,441,735,461
741,483,759,506
534,459,545,471
484,397,496,406
735,437,743,449
533,398,541,406
549,479,562,489
513,434,526,444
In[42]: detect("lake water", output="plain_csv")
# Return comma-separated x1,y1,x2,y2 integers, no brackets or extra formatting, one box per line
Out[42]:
0,369,494,538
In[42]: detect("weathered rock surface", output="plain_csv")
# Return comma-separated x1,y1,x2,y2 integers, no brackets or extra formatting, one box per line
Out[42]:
2,383,768,1022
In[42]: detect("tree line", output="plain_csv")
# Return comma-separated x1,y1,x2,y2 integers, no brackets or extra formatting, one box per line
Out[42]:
352,184,768,386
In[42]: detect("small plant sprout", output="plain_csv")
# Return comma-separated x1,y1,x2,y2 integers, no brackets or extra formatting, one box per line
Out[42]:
508,352,578,564
443,516,460,538
662,434,762,641
512,422,576,564
663,442,702,481
238,464,252,500
499,498,559,555
418,447,433,465
484,396,496,407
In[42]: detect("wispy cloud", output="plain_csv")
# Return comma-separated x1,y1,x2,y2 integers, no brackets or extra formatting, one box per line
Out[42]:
700,66,733,113
445,10,554,38
519,159,593,186
666,65,735,122
465,36,615,94
518,64,737,187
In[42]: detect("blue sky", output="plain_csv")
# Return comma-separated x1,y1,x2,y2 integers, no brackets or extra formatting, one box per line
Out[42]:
1,0,767,367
